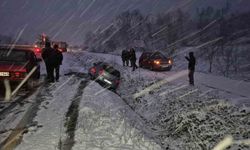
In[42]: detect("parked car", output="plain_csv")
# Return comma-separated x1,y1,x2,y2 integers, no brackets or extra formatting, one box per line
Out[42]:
0,45,41,89
139,51,173,71
88,62,121,91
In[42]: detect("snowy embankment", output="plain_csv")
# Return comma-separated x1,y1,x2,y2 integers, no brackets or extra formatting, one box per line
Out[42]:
73,82,161,150
86,51,250,149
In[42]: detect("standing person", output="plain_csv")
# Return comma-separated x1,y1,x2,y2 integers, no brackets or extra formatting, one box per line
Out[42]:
53,44,63,82
124,50,130,66
125,50,130,66
121,49,127,66
42,42,56,83
130,48,138,71
128,49,132,67
185,52,196,85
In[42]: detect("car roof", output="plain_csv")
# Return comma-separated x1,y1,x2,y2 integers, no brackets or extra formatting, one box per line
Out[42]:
0,45,35,52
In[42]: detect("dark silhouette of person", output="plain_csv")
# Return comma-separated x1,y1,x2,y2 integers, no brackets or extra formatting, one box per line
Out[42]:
53,44,63,82
125,51,129,67
121,49,127,66
42,42,57,82
130,48,138,71
185,52,196,85
121,49,130,66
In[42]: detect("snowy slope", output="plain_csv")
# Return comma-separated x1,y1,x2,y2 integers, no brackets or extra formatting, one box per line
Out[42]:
83,51,250,149
73,82,161,150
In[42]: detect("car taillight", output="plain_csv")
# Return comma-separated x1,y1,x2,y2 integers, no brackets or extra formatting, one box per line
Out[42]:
154,60,160,65
11,71,26,78
90,68,96,74
99,69,104,75
35,48,41,53
168,59,172,64
15,72,21,77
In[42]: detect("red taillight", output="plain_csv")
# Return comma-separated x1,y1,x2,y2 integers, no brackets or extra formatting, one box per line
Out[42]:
35,48,41,53
11,71,26,78
15,72,21,77
99,69,104,75
90,68,96,74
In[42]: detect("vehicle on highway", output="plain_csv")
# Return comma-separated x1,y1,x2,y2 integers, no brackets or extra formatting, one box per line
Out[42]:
88,62,121,91
139,51,173,71
0,45,41,89
0,44,43,60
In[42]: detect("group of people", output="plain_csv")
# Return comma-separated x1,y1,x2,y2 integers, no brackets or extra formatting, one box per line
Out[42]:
41,43,195,85
42,42,63,83
121,48,138,71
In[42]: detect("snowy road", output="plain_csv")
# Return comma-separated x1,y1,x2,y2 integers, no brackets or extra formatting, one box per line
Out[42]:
0,51,162,150
0,51,249,150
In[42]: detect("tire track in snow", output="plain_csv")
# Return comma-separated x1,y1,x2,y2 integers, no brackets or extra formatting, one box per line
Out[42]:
59,79,88,150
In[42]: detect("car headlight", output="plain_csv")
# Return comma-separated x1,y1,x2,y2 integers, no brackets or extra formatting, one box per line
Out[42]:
154,60,160,65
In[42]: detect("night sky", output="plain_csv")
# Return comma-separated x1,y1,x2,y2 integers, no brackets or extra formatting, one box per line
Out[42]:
0,0,249,45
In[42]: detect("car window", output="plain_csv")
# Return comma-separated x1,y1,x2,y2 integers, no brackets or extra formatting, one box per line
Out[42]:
0,49,27,62
141,53,152,59
151,52,167,59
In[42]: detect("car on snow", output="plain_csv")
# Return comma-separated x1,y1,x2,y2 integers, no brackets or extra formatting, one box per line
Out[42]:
0,45,41,89
139,51,173,71
88,62,121,91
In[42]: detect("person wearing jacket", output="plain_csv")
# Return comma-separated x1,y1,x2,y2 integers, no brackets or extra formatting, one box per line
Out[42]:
53,44,63,82
130,48,138,71
42,42,57,82
185,52,196,85
121,49,127,66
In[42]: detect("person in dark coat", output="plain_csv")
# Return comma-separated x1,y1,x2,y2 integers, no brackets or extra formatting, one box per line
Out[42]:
130,48,138,71
53,44,63,82
185,52,196,85
42,42,57,82
121,49,127,66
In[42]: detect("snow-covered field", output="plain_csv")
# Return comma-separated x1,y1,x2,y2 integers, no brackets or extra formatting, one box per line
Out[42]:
1,50,249,150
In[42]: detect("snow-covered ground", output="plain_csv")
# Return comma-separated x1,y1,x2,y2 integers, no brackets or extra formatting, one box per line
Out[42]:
1,50,249,150
79,51,250,149
73,82,161,150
